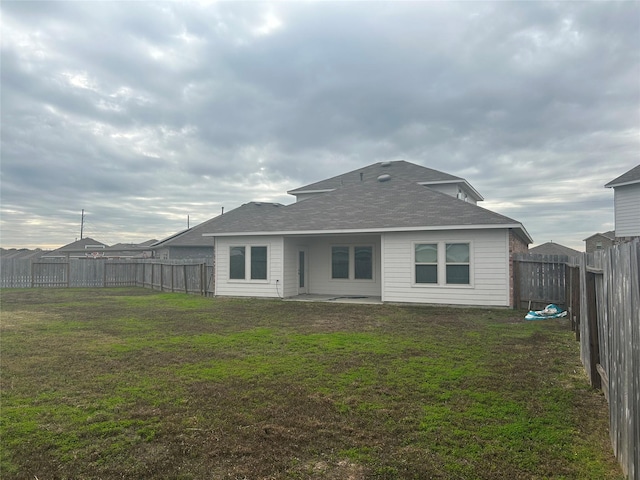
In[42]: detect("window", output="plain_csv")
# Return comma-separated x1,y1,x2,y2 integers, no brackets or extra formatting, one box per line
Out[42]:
354,246,373,280
415,243,438,283
230,245,268,281
331,246,349,279
251,246,267,280
229,246,246,279
446,243,470,284
331,245,374,280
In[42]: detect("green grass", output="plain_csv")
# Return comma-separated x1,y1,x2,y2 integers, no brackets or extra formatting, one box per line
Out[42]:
0,288,623,479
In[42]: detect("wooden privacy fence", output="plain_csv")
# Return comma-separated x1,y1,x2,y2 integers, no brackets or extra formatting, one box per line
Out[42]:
512,253,571,310
515,243,639,479
570,241,639,480
0,258,214,296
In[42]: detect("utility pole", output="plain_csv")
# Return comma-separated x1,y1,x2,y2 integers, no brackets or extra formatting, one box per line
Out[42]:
80,209,84,239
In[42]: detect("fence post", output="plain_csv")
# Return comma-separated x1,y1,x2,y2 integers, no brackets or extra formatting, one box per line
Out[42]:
512,256,520,309
201,263,205,296
183,265,188,294
585,270,602,389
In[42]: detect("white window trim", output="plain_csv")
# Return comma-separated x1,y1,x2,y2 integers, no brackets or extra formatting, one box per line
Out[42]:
412,240,474,288
329,244,376,282
228,244,270,283
414,242,439,285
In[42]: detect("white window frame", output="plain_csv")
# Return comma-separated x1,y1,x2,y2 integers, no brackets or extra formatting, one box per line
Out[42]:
445,242,471,285
329,244,375,282
412,240,474,288
228,244,270,283
414,243,438,284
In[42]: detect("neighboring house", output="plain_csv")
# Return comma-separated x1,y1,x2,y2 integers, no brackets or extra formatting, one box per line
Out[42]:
104,240,157,259
530,242,581,258
41,238,157,259
584,231,616,254
204,161,532,307
42,237,109,259
605,164,640,241
0,248,48,260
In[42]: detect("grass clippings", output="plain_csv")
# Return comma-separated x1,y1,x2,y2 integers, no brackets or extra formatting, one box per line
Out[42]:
0,288,623,479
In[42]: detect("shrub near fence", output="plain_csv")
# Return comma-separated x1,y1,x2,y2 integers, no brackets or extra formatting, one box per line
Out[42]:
0,258,214,296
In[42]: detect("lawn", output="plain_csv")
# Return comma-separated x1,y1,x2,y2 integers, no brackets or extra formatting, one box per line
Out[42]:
0,288,623,479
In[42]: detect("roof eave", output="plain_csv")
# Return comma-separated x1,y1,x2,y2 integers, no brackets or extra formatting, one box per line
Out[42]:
205,223,532,241
286,188,335,196
605,179,640,188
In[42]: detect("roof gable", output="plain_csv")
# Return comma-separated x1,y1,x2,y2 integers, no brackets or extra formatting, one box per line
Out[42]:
530,242,581,256
288,161,483,200
583,230,615,241
605,164,640,188
49,237,107,252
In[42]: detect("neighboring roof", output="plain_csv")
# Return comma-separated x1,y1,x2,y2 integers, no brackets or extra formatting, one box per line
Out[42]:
0,248,48,260
605,164,640,188
583,230,616,241
530,242,581,256
205,176,532,242
288,160,484,201
47,237,107,252
108,240,157,250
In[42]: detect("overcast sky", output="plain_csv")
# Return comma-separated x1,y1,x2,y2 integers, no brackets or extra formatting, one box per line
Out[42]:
1,1,638,251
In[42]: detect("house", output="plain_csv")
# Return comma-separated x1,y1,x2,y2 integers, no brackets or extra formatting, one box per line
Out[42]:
0,248,48,260
584,231,616,254
605,164,640,242
530,242,581,258
41,237,109,259
41,238,157,259
104,240,157,259
204,161,532,307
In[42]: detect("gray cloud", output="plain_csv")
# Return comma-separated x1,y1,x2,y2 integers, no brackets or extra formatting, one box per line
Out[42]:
1,1,638,250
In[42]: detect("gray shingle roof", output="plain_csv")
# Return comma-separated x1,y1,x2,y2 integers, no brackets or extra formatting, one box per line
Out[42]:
154,203,285,247
48,237,107,252
207,176,531,242
530,242,581,256
288,160,466,194
583,230,615,241
605,164,640,188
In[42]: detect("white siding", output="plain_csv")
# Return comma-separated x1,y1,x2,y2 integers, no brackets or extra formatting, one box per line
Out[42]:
426,184,478,205
214,236,284,298
614,184,640,237
282,238,302,297
382,229,510,307
293,192,327,202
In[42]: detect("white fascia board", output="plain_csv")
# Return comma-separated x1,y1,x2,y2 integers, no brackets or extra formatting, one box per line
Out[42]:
286,188,335,195
605,179,640,188
204,223,532,242
418,180,484,201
